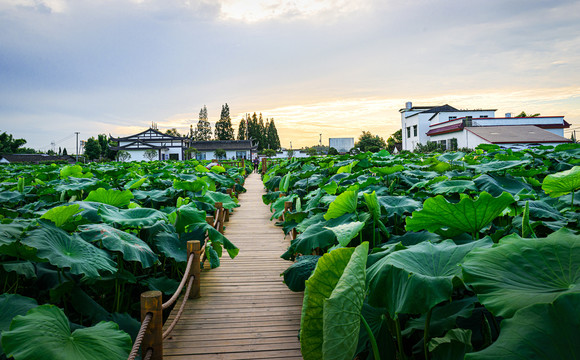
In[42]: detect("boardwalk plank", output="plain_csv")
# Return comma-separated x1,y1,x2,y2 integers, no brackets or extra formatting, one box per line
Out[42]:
163,173,303,359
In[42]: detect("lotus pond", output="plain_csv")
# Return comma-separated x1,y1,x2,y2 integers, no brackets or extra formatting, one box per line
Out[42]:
263,143,580,360
0,160,249,360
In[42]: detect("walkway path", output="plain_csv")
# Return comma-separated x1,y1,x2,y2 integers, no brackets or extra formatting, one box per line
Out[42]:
163,172,303,359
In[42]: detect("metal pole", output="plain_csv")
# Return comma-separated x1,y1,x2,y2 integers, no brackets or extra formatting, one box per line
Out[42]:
75,132,80,162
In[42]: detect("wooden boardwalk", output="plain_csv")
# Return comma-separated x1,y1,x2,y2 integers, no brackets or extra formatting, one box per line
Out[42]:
163,173,304,360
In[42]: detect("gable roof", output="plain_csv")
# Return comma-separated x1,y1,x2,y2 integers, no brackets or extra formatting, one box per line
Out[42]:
110,128,187,141
467,125,572,144
190,140,258,151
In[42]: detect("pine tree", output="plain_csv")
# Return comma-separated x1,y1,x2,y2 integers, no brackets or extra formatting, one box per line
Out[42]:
237,118,247,140
258,113,266,150
62,148,68,156
194,105,212,141
214,103,235,140
267,119,281,150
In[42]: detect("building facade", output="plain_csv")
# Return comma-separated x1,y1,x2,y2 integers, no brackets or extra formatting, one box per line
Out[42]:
400,102,571,150
329,138,355,153
110,128,187,161
189,140,258,160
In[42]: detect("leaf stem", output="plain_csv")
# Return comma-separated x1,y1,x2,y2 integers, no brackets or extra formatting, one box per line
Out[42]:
424,308,433,360
361,315,380,360
395,315,407,360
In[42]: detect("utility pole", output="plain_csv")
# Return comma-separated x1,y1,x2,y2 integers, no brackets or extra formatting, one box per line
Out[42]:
319,134,322,147
75,132,80,162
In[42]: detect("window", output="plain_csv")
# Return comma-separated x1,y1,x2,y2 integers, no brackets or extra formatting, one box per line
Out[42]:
196,152,206,160
439,140,447,151
413,125,417,137
236,151,246,159
407,126,411,138
480,115,488,118
449,116,457,120
169,153,179,160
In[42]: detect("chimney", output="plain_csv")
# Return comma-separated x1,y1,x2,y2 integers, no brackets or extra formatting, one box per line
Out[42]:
505,113,511,118
406,101,412,110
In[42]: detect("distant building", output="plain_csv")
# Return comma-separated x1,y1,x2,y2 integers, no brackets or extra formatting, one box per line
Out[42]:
189,140,258,160
400,102,571,150
110,128,188,161
0,154,75,164
329,138,355,153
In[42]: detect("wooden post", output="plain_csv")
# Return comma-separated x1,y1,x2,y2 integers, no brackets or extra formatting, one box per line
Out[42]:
141,291,163,360
187,240,201,299
262,158,267,174
214,202,224,233
206,215,214,225
241,158,245,168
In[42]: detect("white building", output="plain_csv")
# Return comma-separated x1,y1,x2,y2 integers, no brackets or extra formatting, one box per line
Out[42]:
110,128,187,161
189,140,258,160
400,102,571,151
329,138,355,153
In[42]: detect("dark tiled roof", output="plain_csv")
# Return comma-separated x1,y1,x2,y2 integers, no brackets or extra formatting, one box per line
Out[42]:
420,104,459,113
190,140,258,151
110,128,187,141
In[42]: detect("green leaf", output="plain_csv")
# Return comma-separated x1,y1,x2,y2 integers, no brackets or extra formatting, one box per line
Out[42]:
367,238,492,316
142,276,180,295
173,178,208,194
462,227,580,318
0,191,24,203
322,181,338,195
370,165,404,176
322,242,368,360
430,180,477,195
337,160,358,174
403,297,476,337
405,192,514,237
469,160,530,173
324,190,358,220
465,292,580,360
2,305,131,360
78,224,158,268
198,190,238,210
325,221,366,247
40,204,83,228
363,191,380,220
210,165,226,173
195,164,209,173
2,261,36,279
429,329,473,360
22,222,117,278
85,188,134,208
174,206,207,234
280,173,291,193
99,207,169,228
0,294,38,357
123,177,147,190
301,243,369,360
282,255,321,292
542,165,580,197
377,196,422,217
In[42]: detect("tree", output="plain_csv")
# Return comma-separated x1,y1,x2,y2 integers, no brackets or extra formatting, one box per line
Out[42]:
214,103,235,140
165,128,181,137
515,111,540,118
184,147,198,160
237,118,247,140
287,149,294,158
58,147,62,155
84,137,102,161
305,147,318,156
266,119,280,150
62,148,68,156
258,113,266,150
194,105,212,141
0,132,27,154
328,147,339,155
355,131,387,153
214,148,226,159
143,149,158,161
117,150,131,162
262,149,276,158
247,113,260,147
386,129,402,152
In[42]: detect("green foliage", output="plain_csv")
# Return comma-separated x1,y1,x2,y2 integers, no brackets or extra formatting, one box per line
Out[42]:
193,105,212,141
143,149,158,161
355,131,386,153
116,150,130,162
214,103,235,140
84,137,102,161
0,131,28,154
214,148,226,159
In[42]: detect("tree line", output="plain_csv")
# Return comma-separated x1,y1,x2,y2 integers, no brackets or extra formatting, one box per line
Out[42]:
189,104,280,151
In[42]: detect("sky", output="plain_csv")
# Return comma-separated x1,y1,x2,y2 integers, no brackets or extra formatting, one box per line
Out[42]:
0,0,579,152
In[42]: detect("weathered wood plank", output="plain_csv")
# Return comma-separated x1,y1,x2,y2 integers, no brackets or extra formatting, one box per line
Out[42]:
163,173,303,359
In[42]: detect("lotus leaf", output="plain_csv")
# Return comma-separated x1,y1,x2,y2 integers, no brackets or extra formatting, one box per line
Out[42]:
0,191,24,203
99,207,168,228
0,294,38,356
370,165,404,176
78,223,158,268
210,165,226,173
473,174,532,197
152,227,188,263
322,181,338,195
173,178,208,194
542,165,580,197
22,222,117,277
2,305,131,360
465,292,580,359
0,222,24,250
469,160,530,173
337,160,359,174
462,227,580,318
430,180,477,195
428,328,472,360
198,190,238,210
40,204,83,227
55,178,100,193
280,172,291,193
367,238,492,316
282,255,320,292
403,297,476,337
377,196,422,217
322,242,368,360
142,276,180,295
325,221,366,247
174,206,206,233
324,190,358,220
2,261,36,279
405,192,514,238
84,188,134,208
123,177,147,190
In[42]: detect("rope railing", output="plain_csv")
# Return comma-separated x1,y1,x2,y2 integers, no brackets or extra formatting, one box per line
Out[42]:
127,198,233,360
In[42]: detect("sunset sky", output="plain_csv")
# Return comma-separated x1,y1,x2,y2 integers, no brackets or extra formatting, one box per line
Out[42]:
1,0,579,152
